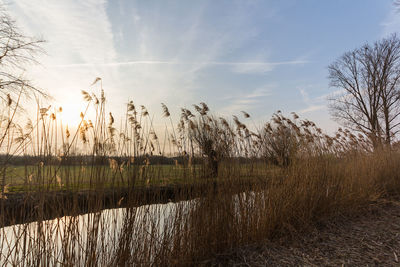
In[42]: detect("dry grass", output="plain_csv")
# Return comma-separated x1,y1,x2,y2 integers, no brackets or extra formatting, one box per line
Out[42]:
206,199,400,266
0,82,400,265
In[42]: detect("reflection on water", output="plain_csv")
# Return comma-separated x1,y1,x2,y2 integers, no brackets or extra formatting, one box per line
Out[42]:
0,200,195,266
0,191,259,265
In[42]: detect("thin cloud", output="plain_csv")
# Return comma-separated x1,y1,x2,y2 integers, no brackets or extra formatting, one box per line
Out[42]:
219,86,272,115
231,60,308,74
381,8,400,36
298,87,329,114
314,89,345,102
5,0,312,130
51,59,309,70
9,0,117,65
5,0,118,125
299,105,325,114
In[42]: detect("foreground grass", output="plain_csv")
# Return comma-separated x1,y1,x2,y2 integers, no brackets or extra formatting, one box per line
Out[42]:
1,151,400,266
206,199,400,266
1,87,399,265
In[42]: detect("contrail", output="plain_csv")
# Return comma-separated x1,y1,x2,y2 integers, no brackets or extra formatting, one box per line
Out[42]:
51,60,309,68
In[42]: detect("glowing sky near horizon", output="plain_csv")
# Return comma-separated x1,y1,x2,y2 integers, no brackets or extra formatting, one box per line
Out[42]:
2,0,400,132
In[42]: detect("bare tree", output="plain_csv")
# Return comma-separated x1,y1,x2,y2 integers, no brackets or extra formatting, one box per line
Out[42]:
0,6,44,195
0,6,44,100
328,34,400,148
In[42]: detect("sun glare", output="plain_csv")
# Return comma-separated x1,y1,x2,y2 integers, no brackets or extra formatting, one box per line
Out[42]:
53,96,92,128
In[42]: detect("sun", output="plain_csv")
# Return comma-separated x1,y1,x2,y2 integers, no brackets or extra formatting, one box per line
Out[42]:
52,96,93,129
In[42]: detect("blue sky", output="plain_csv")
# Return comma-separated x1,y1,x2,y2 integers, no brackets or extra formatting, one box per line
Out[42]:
3,0,399,132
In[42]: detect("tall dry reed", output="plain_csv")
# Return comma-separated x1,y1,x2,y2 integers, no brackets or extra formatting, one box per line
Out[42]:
0,80,399,266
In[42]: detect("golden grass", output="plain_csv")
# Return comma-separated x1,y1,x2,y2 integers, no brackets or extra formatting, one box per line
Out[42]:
0,84,399,265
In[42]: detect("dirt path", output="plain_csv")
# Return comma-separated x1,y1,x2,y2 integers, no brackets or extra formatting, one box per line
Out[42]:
209,200,400,266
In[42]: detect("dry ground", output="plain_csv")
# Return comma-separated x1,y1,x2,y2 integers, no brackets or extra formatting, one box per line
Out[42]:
206,199,400,266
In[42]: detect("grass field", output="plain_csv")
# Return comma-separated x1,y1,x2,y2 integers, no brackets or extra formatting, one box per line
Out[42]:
2,161,280,193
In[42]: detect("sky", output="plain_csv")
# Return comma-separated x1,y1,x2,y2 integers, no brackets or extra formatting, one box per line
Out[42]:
2,0,400,132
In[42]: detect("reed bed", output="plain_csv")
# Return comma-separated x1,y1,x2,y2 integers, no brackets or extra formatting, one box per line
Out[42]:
0,81,399,266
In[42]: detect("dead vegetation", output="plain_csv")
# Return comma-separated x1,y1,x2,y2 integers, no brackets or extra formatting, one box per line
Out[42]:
0,80,399,265
206,199,400,266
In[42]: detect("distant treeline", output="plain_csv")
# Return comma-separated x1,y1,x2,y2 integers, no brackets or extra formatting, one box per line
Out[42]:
0,154,261,166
